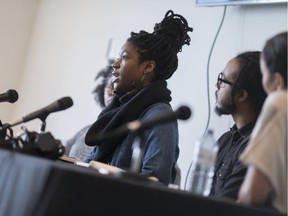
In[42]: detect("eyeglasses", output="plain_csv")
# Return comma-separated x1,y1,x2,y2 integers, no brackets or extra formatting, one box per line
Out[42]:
217,72,234,86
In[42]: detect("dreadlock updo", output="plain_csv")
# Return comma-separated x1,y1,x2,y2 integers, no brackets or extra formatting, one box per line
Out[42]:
127,10,193,80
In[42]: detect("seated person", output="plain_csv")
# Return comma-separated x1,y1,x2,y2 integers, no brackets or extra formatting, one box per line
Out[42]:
238,31,287,214
64,61,114,161
209,51,267,199
84,10,193,185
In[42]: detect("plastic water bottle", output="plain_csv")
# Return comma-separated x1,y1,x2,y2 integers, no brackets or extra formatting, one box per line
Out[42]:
186,129,219,196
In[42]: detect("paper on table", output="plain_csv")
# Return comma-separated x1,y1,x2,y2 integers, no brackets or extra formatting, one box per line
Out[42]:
58,154,81,163
89,160,125,174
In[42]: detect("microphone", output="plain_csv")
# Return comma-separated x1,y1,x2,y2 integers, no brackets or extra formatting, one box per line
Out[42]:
0,89,19,103
85,105,192,144
9,96,73,127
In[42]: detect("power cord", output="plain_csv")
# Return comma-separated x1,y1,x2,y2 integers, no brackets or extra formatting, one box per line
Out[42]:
184,6,227,191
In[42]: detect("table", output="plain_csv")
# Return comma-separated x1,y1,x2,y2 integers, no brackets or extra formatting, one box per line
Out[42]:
0,149,285,216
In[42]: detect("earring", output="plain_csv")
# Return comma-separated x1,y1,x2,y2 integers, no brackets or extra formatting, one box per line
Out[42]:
140,74,146,84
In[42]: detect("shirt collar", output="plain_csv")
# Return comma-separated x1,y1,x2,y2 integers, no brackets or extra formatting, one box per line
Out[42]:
230,120,257,137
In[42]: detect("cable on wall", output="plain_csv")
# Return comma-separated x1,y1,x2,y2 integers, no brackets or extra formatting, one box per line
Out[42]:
202,6,227,136
184,6,227,191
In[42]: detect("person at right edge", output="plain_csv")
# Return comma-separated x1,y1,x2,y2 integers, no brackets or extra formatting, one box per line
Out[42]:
238,32,287,214
84,10,193,185
209,51,267,199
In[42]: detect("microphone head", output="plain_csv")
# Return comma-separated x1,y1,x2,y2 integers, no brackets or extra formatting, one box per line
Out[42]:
57,96,74,110
7,89,19,103
176,105,192,120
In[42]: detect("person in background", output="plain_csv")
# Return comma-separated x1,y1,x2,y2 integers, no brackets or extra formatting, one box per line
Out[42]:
209,51,267,199
84,10,193,185
238,32,287,214
93,60,115,108
64,60,114,161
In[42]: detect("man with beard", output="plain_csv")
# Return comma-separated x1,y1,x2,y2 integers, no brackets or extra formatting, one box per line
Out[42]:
209,51,267,200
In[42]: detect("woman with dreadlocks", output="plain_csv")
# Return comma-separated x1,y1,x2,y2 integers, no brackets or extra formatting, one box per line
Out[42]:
84,10,193,185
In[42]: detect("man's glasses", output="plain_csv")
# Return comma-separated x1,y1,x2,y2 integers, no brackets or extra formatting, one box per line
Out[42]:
217,72,234,86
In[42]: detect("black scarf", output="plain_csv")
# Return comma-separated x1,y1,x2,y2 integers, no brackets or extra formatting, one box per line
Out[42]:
85,80,172,162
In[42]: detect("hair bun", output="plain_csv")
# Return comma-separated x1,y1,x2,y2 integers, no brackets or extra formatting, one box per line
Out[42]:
153,10,193,53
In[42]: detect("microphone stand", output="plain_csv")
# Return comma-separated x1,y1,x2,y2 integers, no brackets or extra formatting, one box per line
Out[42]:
0,120,7,140
130,133,144,173
38,113,49,134
113,132,163,186
30,117,65,159
39,120,46,133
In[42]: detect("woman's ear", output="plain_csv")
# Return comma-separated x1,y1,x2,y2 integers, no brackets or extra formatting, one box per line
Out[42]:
144,61,156,74
274,72,285,90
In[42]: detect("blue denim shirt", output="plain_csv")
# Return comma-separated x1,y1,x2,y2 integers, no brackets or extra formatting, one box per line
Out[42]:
85,103,179,185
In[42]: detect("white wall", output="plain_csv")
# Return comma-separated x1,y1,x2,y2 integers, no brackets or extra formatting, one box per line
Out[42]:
0,0,287,188
0,0,38,123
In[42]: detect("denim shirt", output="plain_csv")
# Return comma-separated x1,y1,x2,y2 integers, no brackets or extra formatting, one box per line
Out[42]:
85,103,179,185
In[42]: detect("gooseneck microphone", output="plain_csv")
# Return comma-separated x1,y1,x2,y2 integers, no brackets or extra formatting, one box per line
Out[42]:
9,96,73,127
0,89,19,103
85,105,192,144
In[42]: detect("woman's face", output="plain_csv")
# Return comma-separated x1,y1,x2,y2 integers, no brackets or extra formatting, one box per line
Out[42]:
111,42,146,94
104,76,114,107
260,56,275,94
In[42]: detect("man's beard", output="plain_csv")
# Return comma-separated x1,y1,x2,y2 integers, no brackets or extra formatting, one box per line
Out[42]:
214,104,234,116
214,92,235,116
